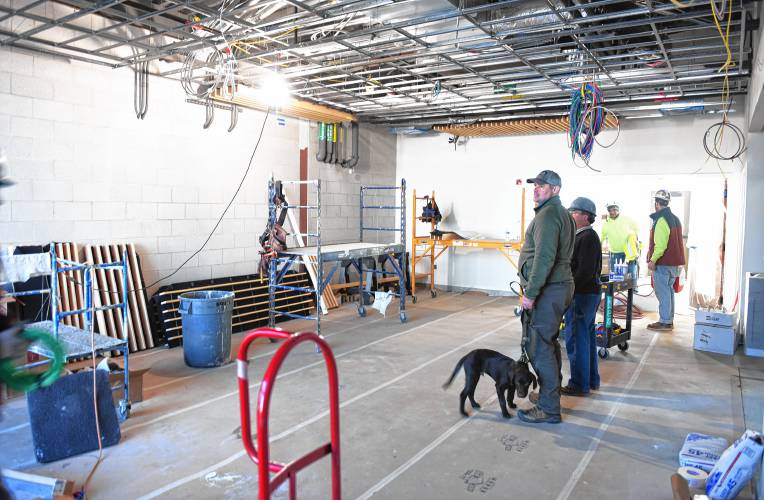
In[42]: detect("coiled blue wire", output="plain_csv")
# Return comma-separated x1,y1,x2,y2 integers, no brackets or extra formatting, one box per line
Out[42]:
569,82,604,163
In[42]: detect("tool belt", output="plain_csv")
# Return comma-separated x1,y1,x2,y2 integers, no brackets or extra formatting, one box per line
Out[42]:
258,181,289,277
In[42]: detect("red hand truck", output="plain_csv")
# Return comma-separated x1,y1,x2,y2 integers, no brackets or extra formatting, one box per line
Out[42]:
237,328,341,500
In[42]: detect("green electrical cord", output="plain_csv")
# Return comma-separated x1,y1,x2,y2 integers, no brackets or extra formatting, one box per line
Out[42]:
0,327,65,392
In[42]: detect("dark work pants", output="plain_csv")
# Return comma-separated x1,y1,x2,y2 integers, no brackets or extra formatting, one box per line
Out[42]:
522,282,574,416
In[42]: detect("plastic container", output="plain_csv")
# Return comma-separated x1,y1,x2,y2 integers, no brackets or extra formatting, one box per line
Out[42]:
178,290,235,368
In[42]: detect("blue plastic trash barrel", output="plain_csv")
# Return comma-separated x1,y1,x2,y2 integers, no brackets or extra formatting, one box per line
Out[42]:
178,291,235,368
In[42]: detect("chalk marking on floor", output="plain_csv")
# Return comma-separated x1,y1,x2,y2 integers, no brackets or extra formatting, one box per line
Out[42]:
130,307,376,362
124,297,502,434
137,319,512,499
0,422,30,435
142,292,502,393
355,394,501,500
143,316,388,392
556,332,660,500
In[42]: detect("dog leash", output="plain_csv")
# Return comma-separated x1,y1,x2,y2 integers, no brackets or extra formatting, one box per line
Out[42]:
519,309,530,365
514,281,531,365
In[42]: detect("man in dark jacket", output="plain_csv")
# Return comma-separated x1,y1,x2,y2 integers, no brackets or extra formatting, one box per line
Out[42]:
517,170,575,424
562,197,602,396
646,189,686,331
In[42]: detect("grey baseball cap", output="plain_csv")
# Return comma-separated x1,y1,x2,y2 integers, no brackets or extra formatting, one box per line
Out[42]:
526,170,562,187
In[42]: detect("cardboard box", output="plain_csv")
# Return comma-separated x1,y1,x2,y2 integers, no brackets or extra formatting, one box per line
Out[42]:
1,468,76,499
695,309,736,328
109,368,149,405
694,323,739,355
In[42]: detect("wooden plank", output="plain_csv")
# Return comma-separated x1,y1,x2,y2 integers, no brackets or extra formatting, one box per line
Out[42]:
84,245,108,337
325,285,339,309
99,245,126,345
282,203,329,314
63,243,81,328
111,244,139,351
308,255,339,309
213,90,355,123
72,243,85,328
119,244,146,351
54,243,72,326
160,279,311,318
91,245,118,338
110,244,138,352
129,244,154,348
68,242,84,328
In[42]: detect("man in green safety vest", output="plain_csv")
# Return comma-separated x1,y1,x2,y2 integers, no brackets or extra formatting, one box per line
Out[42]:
601,201,640,278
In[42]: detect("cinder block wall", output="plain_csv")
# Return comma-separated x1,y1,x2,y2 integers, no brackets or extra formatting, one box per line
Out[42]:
0,46,396,295
306,122,399,245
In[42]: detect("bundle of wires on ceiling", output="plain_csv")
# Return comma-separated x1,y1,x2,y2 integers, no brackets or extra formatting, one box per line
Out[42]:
310,13,356,41
567,81,620,171
702,0,746,161
181,3,239,101
180,46,238,100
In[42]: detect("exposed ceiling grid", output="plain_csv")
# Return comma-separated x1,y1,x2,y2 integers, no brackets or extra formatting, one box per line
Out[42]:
0,0,754,127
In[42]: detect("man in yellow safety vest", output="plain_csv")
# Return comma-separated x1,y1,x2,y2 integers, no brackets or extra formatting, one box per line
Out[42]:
601,201,640,278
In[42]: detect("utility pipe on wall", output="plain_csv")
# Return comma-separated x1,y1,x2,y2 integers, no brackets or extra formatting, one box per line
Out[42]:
315,122,327,162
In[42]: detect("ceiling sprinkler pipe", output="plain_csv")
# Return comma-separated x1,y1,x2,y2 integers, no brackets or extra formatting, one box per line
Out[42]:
316,122,328,162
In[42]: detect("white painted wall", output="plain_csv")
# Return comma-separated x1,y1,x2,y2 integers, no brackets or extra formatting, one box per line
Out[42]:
0,46,394,295
740,132,764,334
398,113,745,304
747,23,764,131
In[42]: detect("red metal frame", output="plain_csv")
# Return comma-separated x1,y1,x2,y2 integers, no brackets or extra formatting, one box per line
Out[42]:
237,327,341,500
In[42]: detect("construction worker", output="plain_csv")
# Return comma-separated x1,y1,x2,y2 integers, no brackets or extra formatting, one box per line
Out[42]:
562,197,602,396
517,170,575,424
601,201,640,278
646,189,686,331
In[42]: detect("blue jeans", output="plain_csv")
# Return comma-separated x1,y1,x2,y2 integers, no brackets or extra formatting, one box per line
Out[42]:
610,252,638,279
563,293,601,392
653,265,680,324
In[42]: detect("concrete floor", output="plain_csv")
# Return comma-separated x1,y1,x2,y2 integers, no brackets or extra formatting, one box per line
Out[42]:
2,290,764,499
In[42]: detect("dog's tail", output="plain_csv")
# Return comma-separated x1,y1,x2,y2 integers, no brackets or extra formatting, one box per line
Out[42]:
442,354,467,390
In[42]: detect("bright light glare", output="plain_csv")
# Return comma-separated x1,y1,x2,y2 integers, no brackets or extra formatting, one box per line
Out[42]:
258,71,291,107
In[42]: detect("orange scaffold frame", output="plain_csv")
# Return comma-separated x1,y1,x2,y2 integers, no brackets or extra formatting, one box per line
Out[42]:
409,186,526,300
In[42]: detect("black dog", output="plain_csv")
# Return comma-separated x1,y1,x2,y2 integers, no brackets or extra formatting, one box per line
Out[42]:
443,349,537,418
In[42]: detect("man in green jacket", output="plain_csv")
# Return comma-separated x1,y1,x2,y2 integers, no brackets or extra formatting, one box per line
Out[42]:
646,189,686,331
517,170,575,424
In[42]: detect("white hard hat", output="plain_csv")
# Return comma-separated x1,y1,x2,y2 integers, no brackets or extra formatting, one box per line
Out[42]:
655,189,671,203
605,201,619,209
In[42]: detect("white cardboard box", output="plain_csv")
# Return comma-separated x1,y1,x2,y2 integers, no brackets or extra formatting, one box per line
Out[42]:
695,309,736,328
694,323,739,355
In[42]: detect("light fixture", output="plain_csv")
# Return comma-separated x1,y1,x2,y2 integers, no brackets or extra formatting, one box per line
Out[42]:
255,71,292,108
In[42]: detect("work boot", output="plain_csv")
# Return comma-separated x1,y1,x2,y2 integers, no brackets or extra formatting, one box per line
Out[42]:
517,406,561,424
647,322,673,331
560,385,589,397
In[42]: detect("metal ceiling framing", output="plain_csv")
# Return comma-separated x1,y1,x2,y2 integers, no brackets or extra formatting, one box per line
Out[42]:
0,0,755,127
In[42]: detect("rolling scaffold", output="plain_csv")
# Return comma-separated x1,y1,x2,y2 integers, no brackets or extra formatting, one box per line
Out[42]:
267,178,408,335
3,244,131,419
